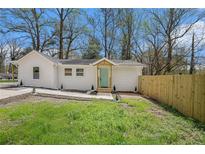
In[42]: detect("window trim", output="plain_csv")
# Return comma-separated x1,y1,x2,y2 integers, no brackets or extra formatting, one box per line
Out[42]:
76,68,84,76
64,68,72,76
33,67,39,79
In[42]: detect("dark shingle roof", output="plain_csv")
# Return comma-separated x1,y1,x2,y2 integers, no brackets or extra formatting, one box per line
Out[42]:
27,51,145,66
16,50,146,67
57,59,146,66
58,59,97,65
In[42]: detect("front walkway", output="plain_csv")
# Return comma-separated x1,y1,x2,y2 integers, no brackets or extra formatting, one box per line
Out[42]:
35,88,113,100
119,92,142,99
0,87,113,102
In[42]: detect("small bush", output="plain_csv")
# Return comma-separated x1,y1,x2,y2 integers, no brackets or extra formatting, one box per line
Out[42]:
113,85,116,92
20,80,23,86
91,85,94,90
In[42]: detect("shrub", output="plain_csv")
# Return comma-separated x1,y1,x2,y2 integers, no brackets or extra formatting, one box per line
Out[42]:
91,85,94,90
20,80,23,86
113,85,116,92
135,86,137,92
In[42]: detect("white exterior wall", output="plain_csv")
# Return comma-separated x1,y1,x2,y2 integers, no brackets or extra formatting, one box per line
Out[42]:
17,51,143,91
58,65,97,91
18,52,57,89
112,66,143,91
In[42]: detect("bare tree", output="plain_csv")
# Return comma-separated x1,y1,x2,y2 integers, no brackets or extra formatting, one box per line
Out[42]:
1,9,56,52
172,21,205,74
64,9,87,59
55,8,73,59
0,42,8,73
7,39,23,61
118,9,135,60
150,9,202,73
99,9,118,59
143,16,167,75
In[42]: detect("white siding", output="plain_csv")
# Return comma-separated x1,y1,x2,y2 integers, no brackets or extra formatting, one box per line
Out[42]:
58,65,97,91
17,51,143,91
18,52,57,89
112,66,142,91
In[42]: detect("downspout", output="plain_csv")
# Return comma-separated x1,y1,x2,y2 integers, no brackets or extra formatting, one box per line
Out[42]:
56,63,59,89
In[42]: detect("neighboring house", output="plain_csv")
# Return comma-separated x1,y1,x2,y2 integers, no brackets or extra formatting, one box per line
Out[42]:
0,73,17,80
12,50,146,92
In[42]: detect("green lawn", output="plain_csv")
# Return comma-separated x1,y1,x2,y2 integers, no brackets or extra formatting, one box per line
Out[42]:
0,98,205,144
0,79,17,83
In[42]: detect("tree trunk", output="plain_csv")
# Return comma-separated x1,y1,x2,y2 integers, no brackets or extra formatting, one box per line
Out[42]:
31,34,36,50
104,11,108,58
154,49,160,75
108,50,111,59
32,9,40,51
65,40,72,59
127,16,132,60
190,33,195,74
127,30,131,59
59,8,64,59
166,37,172,73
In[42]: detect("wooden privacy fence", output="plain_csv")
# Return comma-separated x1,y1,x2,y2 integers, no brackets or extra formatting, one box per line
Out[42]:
138,75,205,123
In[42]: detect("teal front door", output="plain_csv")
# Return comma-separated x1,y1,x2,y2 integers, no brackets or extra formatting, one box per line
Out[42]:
100,68,109,88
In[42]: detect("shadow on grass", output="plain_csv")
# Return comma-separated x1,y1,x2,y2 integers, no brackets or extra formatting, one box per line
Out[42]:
140,94,205,131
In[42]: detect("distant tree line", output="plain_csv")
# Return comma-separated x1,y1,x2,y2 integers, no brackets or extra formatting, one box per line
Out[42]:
0,8,205,75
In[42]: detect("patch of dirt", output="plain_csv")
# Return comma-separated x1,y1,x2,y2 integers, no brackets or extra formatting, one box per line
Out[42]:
0,95,72,107
131,94,169,118
120,103,134,109
149,107,168,118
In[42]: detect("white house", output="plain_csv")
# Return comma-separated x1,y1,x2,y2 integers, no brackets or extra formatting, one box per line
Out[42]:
12,50,146,92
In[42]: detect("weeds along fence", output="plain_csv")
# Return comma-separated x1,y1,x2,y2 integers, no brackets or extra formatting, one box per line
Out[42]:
138,75,205,123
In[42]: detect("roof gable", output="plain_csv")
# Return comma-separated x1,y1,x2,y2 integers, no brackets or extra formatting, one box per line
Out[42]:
16,50,57,64
91,58,116,66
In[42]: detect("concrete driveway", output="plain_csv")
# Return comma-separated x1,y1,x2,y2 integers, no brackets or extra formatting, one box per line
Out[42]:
0,87,32,100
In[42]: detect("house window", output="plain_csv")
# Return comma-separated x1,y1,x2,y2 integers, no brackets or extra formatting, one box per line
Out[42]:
76,68,84,76
65,68,72,76
33,67,39,79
